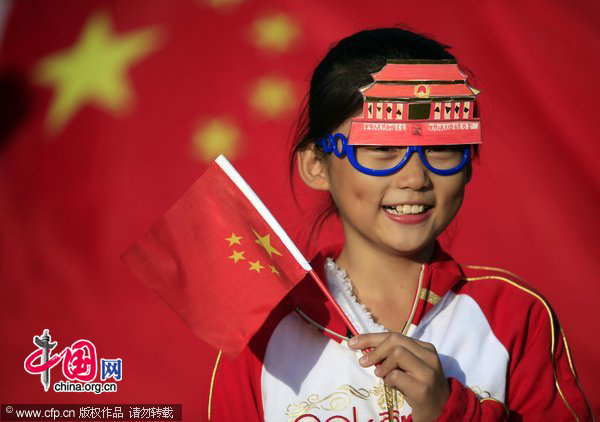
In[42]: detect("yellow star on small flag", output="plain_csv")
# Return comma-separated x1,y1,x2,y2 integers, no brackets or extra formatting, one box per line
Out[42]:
34,11,161,134
228,250,246,263
252,228,282,258
249,76,295,119
225,233,242,246
251,12,300,53
249,260,265,273
192,118,241,162
269,265,280,276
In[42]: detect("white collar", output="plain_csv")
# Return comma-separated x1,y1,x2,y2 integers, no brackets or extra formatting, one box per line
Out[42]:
324,257,387,334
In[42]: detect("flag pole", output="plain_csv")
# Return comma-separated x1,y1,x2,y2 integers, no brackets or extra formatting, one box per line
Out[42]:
308,269,359,337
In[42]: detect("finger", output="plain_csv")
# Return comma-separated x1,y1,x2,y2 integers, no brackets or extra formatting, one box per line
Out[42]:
383,369,419,399
357,332,406,367
349,332,435,353
404,339,441,370
386,367,446,409
357,332,434,369
373,345,424,378
380,335,440,370
411,338,437,352
347,332,390,350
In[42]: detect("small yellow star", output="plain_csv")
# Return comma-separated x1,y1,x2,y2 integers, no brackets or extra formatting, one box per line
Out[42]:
252,228,282,258
249,260,265,273
192,118,241,162
250,12,300,53
34,11,161,134
225,233,242,246
269,265,280,276
228,250,246,263
249,76,296,119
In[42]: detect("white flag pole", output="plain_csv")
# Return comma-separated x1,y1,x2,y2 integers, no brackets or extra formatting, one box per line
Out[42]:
215,154,311,271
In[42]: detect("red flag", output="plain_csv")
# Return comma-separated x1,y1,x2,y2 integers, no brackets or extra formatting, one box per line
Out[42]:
122,155,309,357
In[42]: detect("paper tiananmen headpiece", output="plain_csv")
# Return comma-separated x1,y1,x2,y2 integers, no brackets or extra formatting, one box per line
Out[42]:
348,59,481,146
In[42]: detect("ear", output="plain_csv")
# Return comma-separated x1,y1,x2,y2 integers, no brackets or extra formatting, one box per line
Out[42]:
297,145,330,191
465,161,473,184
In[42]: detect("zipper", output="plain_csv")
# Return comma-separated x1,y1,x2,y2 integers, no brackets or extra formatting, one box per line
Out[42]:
401,264,425,335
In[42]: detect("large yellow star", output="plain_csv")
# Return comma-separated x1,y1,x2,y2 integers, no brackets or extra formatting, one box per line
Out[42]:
252,228,282,258
251,12,300,53
225,233,242,246
34,12,161,134
228,250,246,263
249,76,296,119
248,260,265,273
192,118,241,162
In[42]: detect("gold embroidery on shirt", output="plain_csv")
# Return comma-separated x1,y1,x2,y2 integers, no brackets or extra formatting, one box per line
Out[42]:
384,384,396,415
372,380,404,411
286,386,366,420
419,287,441,305
286,380,405,420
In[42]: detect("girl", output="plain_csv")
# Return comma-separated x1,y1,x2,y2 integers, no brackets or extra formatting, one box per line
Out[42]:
206,28,592,421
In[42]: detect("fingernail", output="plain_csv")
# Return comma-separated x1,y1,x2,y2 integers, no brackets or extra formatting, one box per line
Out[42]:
359,355,367,364
348,337,357,346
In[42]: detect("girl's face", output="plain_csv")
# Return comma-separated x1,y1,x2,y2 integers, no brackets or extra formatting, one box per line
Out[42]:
321,117,468,258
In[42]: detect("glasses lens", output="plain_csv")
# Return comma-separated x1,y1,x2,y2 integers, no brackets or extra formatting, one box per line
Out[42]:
335,135,345,155
422,145,466,170
355,146,408,171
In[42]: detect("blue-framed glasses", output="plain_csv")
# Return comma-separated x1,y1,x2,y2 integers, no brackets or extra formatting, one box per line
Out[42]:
316,133,471,176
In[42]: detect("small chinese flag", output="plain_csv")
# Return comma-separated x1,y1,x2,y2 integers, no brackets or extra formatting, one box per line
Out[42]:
122,156,311,357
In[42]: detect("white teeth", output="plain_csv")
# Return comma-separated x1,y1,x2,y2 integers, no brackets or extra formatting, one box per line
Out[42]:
383,204,429,215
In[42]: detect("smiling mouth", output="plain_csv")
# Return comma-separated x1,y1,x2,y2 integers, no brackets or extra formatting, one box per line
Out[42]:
382,204,432,215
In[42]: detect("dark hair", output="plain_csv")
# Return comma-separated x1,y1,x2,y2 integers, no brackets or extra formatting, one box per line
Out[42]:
289,27,478,247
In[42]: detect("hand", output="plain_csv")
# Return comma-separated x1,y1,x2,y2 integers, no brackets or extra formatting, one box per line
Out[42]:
348,332,449,422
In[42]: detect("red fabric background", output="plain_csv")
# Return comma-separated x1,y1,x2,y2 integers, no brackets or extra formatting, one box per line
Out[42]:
0,0,597,419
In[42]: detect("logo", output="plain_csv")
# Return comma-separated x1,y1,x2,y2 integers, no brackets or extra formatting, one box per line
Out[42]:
412,124,423,136
24,329,121,394
414,84,430,98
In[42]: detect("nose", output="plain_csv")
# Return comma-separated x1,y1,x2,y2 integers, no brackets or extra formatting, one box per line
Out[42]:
392,150,430,190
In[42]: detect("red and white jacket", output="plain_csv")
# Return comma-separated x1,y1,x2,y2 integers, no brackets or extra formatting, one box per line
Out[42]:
205,244,593,421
